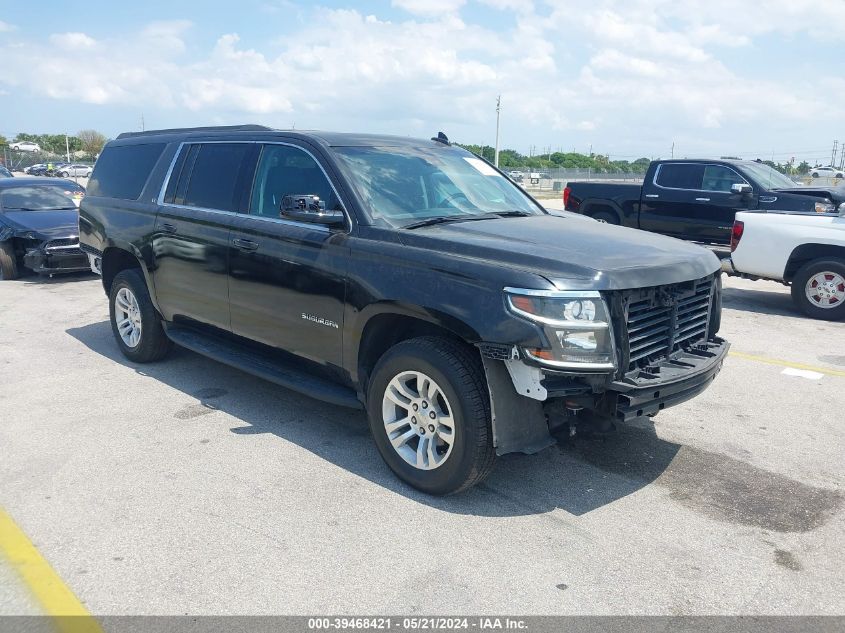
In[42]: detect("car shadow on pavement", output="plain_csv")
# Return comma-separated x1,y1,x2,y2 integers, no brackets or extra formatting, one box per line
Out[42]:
66,320,682,518
721,284,798,318
20,271,97,285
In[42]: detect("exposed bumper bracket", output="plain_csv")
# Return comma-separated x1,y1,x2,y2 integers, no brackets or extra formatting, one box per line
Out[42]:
481,357,555,456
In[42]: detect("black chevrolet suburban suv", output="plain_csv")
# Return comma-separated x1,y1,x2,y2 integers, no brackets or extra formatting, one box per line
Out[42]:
564,158,845,245
79,125,729,494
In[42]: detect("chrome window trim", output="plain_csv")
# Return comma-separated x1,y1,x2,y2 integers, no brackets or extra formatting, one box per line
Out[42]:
652,162,751,194
154,202,333,233
155,139,352,232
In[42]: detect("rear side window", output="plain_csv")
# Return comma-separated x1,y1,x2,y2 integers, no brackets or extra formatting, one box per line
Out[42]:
180,143,250,212
88,143,165,200
655,164,704,190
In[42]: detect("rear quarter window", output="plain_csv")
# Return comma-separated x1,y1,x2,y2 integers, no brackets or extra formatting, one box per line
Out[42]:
87,143,166,200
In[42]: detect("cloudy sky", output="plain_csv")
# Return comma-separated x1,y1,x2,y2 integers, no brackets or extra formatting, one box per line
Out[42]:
1,0,844,163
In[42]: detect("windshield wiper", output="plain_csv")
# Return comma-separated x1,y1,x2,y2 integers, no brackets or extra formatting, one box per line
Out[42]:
403,211,532,230
403,214,492,230
2,206,76,211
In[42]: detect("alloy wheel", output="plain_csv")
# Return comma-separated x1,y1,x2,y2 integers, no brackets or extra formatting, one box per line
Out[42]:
381,370,456,470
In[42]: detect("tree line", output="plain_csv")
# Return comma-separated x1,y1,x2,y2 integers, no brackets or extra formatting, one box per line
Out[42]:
0,130,108,158
458,143,821,177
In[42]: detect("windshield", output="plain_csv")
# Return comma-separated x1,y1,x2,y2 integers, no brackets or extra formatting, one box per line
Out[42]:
741,163,799,190
0,186,77,211
333,145,544,227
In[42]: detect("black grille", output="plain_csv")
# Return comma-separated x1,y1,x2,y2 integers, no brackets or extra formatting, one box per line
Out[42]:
624,275,714,370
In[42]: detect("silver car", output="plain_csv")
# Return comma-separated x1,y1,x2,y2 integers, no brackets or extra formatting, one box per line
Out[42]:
57,164,93,178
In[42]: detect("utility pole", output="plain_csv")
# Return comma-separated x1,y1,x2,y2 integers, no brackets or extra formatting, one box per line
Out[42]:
141,113,145,132
494,95,501,168
671,141,675,159
831,140,838,167
65,134,70,162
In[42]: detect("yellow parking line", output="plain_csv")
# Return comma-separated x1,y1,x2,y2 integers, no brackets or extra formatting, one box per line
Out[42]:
729,351,845,378
0,508,102,633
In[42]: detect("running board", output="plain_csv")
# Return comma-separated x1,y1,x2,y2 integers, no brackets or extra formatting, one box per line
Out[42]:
163,324,363,410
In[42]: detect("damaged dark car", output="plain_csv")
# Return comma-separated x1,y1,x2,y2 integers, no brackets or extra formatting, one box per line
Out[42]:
79,126,729,495
0,178,90,280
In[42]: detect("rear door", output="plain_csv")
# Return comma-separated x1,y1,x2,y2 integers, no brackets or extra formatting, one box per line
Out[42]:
227,142,348,367
638,162,705,238
152,142,254,331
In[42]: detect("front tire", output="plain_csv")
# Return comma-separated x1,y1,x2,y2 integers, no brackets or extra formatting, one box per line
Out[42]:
367,336,495,495
0,241,19,280
791,258,845,321
109,269,172,362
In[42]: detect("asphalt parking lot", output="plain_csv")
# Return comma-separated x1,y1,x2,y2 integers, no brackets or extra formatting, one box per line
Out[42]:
0,272,843,616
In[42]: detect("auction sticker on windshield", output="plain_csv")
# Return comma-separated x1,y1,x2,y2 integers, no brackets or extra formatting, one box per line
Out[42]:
463,157,502,177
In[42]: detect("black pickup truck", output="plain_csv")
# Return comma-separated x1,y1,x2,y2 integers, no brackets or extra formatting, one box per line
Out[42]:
564,158,845,245
79,126,728,494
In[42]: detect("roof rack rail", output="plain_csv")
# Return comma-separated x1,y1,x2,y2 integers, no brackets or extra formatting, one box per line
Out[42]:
116,124,274,139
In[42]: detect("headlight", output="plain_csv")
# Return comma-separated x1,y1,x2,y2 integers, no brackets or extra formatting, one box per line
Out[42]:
815,201,834,213
505,288,616,370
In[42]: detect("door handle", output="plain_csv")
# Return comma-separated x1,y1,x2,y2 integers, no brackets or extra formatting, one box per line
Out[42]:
160,222,177,233
645,194,659,198
695,197,710,202
232,238,259,251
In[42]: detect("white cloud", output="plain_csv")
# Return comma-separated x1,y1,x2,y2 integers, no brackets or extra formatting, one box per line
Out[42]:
0,20,17,32
0,2,843,159
392,0,465,16
49,32,97,50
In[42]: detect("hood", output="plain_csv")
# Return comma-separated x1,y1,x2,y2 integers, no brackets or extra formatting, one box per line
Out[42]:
0,209,79,239
398,214,720,290
772,185,845,205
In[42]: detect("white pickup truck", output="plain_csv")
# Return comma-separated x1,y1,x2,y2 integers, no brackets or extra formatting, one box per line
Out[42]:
722,206,845,320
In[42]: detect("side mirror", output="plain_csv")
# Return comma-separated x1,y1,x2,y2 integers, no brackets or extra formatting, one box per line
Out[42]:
281,194,345,226
731,183,753,196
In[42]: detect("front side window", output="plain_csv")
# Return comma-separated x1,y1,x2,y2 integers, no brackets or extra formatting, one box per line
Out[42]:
332,145,543,227
702,165,748,193
181,143,251,212
655,163,704,190
250,145,340,218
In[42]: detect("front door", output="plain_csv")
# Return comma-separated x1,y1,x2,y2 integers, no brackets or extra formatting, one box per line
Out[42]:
152,142,254,331
227,143,348,367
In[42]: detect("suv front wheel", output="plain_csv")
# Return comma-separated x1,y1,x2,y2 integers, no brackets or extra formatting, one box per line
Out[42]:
109,269,172,362
367,336,495,495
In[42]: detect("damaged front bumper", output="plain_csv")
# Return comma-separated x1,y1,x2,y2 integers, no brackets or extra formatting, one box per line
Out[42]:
23,238,90,275
480,337,730,456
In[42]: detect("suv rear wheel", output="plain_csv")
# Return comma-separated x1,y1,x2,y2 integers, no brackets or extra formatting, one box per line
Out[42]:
791,258,845,321
109,269,172,362
366,336,495,495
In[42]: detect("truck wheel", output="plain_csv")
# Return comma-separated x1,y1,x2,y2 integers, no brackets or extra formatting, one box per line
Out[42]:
791,259,845,321
591,210,620,224
108,269,173,362
366,336,495,495
0,241,19,280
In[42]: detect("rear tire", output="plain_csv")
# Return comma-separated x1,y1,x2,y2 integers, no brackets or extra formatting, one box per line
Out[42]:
366,336,495,495
108,269,173,362
0,241,19,280
591,209,620,224
791,258,845,321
